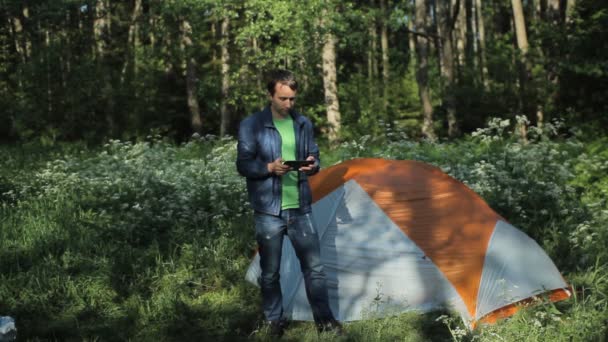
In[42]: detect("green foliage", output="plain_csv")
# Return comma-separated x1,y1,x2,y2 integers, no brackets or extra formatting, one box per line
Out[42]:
1,0,606,142
0,136,260,340
1,119,607,339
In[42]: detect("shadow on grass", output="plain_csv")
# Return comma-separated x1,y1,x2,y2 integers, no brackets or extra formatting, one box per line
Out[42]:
248,310,454,342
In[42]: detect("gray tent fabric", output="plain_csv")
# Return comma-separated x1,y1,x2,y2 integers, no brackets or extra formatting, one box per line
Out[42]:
475,220,569,320
246,180,469,321
0,316,16,342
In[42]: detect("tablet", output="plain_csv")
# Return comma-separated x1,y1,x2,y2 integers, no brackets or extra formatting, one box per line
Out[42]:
283,160,314,169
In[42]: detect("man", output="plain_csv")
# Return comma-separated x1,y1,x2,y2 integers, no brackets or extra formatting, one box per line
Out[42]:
236,69,342,337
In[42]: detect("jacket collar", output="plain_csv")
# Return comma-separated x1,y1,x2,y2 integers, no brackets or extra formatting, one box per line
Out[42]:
262,105,306,128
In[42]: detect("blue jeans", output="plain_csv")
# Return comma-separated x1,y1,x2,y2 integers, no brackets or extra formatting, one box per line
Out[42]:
254,208,335,324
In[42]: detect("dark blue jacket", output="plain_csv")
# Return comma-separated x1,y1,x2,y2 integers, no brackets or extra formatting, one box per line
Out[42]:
236,106,320,216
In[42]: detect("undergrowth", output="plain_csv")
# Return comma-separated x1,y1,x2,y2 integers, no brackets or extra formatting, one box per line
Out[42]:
0,120,606,341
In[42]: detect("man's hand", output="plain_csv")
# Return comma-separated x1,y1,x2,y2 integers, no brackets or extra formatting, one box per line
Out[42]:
268,157,291,176
299,156,316,174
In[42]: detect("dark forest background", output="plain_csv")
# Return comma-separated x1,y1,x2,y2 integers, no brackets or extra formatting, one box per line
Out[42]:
1,0,606,145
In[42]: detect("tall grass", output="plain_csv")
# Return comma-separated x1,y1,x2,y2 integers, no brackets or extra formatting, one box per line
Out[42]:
0,122,606,341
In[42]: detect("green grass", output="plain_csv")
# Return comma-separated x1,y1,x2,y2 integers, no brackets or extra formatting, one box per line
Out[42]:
1,121,607,341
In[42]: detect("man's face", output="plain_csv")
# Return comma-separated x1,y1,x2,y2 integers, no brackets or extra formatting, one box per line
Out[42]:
269,83,297,117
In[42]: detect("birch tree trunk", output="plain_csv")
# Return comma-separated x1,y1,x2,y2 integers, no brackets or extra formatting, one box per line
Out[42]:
22,6,31,60
45,28,52,116
148,6,156,48
94,0,115,134
10,17,24,68
94,0,109,58
415,0,436,140
566,0,576,23
512,0,529,66
10,5,30,64
380,0,390,111
367,4,374,83
369,0,379,79
220,17,230,136
321,18,341,144
407,16,416,57
454,0,466,77
475,0,488,88
438,1,459,137
511,0,531,140
430,0,442,77
181,19,202,134
121,0,142,83
465,0,475,70
547,0,560,23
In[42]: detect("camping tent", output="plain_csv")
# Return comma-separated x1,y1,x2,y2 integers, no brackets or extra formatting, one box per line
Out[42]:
245,158,571,328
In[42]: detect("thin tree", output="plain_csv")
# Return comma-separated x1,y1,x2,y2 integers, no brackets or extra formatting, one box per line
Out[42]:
511,0,532,140
549,0,562,22
475,0,488,88
465,0,475,72
321,8,341,144
10,4,30,64
181,19,202,134
566,0,576,23
414,0,436,140
220,16,230,136
94,0,115,135
121,0,142,84
454,0,466,75
8,4,26,91
380,0,390,111
368,0,379,80
437,0,459,137
94,0,109,58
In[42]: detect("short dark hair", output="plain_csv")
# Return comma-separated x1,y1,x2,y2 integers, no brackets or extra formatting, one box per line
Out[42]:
266,69,298,96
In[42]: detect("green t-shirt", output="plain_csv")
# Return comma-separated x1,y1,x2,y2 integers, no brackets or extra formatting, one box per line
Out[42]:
273,116,299,209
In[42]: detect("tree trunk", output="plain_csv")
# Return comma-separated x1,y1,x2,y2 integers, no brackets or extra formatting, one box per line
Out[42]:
21,6,31,60
369,0,378,79
454,0,466,77
465,0,475,71
148,6,156,48
430,0,442,79
367,7,374,83
94,0,109,58
475,0,488,88
380,0,390,111
512,0,531,141
44,28,53,117
10,6,29,64
211,21,217,64
181,19,202,134
512,0,529,64
220,16,230,136
415,0,436,140
566,0,576,23
547,0,560,22
438,0,459,137
407,15,416,57
60,10,71,102
121,0,142,83
321,24,341,144
94,0,114,134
